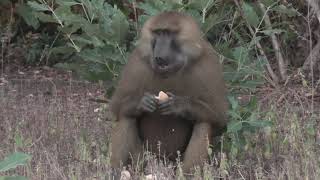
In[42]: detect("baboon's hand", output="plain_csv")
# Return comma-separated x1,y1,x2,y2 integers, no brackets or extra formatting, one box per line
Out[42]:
137,92,158,113
158,92,191,117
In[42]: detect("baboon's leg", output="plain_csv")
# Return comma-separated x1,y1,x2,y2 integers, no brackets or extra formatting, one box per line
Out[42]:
182,122,212,174
110,117,143,169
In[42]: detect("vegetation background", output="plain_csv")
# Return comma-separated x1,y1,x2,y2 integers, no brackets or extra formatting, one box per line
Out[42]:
0,0,319,179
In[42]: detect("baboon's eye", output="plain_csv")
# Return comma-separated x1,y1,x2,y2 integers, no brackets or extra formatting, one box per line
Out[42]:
152,29,172,36
170,40,180,51
152,29,162,36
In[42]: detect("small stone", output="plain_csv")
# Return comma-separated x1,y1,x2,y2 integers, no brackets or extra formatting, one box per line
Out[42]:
120,170,131,180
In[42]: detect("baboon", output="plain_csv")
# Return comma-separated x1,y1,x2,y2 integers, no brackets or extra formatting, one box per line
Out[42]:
109,11,228,177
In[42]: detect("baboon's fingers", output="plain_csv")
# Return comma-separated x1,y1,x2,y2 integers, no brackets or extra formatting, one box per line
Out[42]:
144,95,157,106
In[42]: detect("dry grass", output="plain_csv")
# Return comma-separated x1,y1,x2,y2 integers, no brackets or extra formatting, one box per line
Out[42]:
0,73,319,180
0,77,113,179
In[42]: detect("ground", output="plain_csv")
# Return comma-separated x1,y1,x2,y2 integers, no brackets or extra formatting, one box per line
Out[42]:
0,66,320,179
0,67,114,179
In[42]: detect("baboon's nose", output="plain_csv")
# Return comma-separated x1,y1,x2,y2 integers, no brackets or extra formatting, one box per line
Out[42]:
155,57,169,67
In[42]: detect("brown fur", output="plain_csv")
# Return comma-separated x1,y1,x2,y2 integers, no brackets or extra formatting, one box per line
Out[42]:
109,11,228,174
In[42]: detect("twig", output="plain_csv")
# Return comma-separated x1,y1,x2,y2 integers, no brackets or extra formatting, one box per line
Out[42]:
1,3,14,77
305,0,320,24
80,1,90,22
89,98,110,104
46,31,62,64
255,40,279,87
41,0,80,52
1,38,4,77
130,0,139,35
258,1,288,81
43,148,68,180
302,38,320,71
233,0,279,86
306,2,315,115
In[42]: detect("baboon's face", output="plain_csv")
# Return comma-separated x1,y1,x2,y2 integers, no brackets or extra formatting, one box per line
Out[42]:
150,29,186,78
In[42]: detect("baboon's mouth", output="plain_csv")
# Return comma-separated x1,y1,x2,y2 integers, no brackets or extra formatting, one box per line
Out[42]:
156,58,169,69
158,64,169,69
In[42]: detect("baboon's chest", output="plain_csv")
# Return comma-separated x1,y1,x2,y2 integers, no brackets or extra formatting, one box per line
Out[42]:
137,113,193,160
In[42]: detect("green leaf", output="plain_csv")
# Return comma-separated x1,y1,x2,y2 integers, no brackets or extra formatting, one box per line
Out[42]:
272,5,298,17
230,142,238,156
60,24,81,34
54,6,81,25
305,118,316,136
86,0,105,19
14,132,23,148
0,0,10,5
110,9,129,44
241,2,260,28
92,37,106,47
260,0,276,6
78,46,124,64
247,96,258,110
248,36,262,48
138,2,160,16
202,14,219,33
260,29,285,36
35,12,57,23
138,0,176,16
232,46,249,65
227,121,243,133
27,1,49,11
82,24,102,38
71,35,95,46
0,152,32,172
227,96,239,110
55,62,82,71
55,62,116,82
16,4,40,29
56,0,81,6
50,46,76,54
189,0,215,11
238,80,264,89
228,110,242,120
0,176,27,180
246,120,273,128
